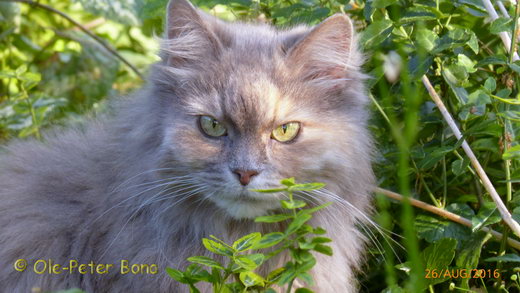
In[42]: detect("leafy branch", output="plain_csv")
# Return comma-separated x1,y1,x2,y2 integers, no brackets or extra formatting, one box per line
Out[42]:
166,178,331,293
0,0,144,79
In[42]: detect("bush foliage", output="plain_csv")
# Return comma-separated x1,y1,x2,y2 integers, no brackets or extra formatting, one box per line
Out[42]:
1,0,519,292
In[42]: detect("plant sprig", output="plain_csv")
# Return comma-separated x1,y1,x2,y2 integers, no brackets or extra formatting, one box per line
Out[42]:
166,178,331,293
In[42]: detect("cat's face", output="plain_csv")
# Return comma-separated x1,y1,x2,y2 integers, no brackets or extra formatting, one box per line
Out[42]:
152,0,369,219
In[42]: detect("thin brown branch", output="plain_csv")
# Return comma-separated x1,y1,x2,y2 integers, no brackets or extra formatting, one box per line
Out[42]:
375,187,520,250
2,0,144,79
421,75,520,238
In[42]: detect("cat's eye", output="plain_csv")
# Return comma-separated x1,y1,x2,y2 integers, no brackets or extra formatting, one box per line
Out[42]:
199,116,227,137
271,122,300,142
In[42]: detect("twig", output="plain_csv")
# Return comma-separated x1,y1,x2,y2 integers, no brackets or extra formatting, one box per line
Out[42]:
1,0,144,79
421,75,520,238
481,0,520,61
375,187,520,250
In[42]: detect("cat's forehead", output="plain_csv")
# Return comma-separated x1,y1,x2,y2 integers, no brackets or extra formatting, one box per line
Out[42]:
183,70,304,132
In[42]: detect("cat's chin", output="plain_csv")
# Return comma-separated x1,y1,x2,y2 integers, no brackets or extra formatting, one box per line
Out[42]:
212,196,279,219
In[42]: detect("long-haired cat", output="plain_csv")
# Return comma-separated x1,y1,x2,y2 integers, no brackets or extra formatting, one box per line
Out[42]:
0,0,374,291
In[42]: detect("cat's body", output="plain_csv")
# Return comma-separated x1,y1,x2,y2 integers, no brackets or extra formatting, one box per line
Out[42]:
0,0,374,292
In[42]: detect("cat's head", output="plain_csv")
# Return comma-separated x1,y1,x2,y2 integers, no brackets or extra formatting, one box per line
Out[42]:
149,0,372,219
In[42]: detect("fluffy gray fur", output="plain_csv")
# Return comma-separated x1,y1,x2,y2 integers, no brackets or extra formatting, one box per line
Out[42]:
0,0,374,291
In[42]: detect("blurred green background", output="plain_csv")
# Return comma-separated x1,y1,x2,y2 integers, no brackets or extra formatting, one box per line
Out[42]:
1,0,520,292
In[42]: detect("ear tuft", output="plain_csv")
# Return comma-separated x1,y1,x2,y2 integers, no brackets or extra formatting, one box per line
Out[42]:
286,14,362,89
161,0,221,73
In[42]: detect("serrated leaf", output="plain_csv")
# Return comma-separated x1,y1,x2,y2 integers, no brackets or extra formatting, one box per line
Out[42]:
232,232,261,252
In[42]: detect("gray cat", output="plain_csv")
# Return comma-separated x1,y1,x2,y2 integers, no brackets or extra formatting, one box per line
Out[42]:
0,0,374,291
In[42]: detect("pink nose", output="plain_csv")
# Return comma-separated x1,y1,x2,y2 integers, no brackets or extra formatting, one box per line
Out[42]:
233,170,259,186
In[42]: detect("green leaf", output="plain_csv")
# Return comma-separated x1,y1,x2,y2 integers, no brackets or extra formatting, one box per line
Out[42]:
74,0,140,25
234,255,260,271
287,182,325,191
253,232,285,249
422,238,457,286
471,202,501,231
232,232,261,252
415,204,474,246
313,244,333,256
296,272,314,286
255,214,293,223
489,17,513,34
239,271,265,287
202,238,234,257
166,267,187,283
503,145,520,160
451,159,470,176
485,254,520,262
456,232,490,289
311,236,332,244
484,77,497,92
415,28,438,51
361,19,393,49
187,256,225,270
400,7,437,23
286,213,312,235
266,267,286,282
281,177,296,186
372,0,398,9
457,54,477,73
277,266,297,285
281,199,307,209
433,28,471,54
250,187,287,193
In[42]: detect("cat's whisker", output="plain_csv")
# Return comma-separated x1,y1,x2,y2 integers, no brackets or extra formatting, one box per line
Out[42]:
311,188,404,262
299,190,388,261
100,182,205,260
110,168,189,193
91,178,197,224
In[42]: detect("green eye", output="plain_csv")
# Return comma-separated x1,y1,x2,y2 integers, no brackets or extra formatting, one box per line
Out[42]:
199,116,227,137
271,122,300,142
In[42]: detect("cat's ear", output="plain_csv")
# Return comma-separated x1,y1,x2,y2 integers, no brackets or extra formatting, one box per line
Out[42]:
163,0,221,68
286,14,362,88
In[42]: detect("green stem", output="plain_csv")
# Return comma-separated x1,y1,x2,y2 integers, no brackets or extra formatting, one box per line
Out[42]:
510,0,520,64
19,81,41,140
286,278,294,293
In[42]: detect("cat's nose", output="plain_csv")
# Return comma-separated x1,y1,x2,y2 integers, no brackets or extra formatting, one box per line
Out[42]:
233,169,259,186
